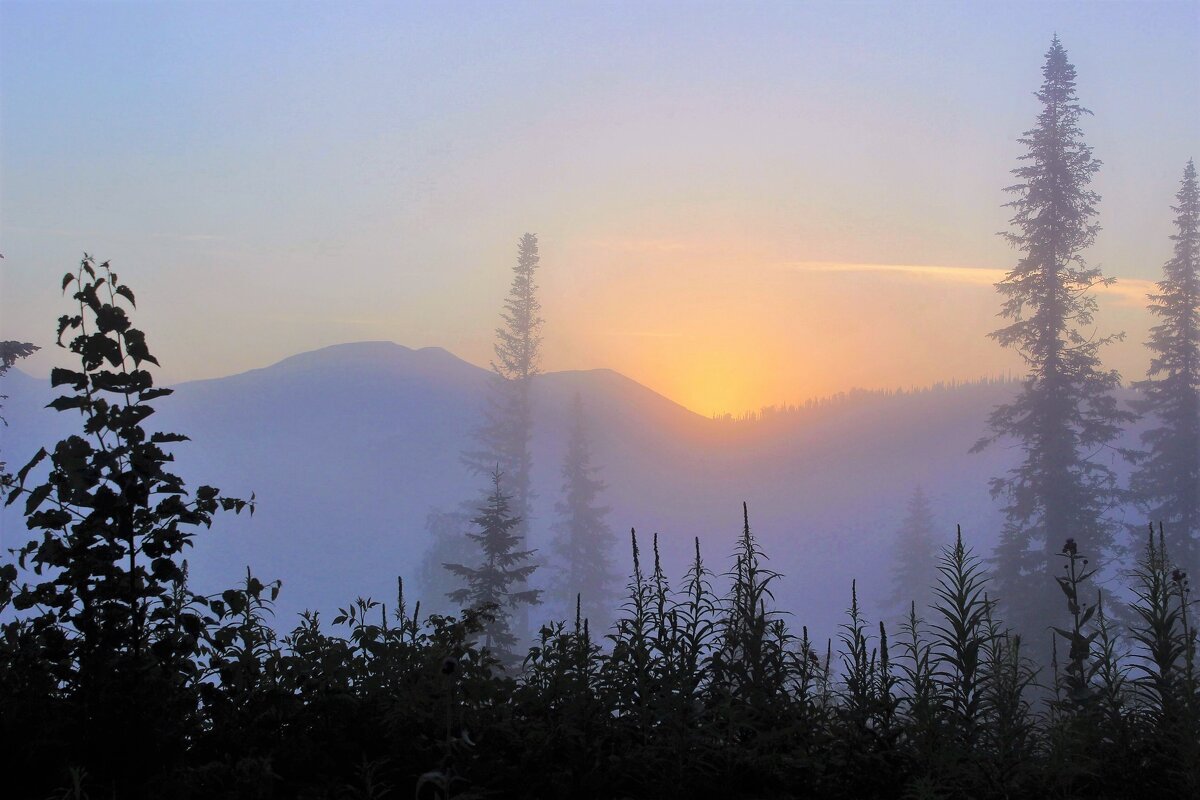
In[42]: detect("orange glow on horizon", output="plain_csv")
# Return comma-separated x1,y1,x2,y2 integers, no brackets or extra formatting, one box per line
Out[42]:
628,345,787,419
539,244,1156,417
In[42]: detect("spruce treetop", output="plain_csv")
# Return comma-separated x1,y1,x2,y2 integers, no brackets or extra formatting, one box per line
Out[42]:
493,232,543,382
993,36,1106,361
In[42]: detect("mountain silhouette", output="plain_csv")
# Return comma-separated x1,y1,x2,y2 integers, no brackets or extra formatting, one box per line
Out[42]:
3,342,1142,636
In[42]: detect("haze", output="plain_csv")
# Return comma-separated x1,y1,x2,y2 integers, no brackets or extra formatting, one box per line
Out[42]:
2,1,1197,415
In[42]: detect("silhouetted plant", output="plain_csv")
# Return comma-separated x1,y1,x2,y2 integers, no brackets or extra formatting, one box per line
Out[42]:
978,597,1036,797
1130,526,1187,712
897,601,942,781
714,503,788,707
1126,524,1200,794
604,528,657,743
930,527,990,744
195,567,286,769
1051,537,1100,706
0,256,252,798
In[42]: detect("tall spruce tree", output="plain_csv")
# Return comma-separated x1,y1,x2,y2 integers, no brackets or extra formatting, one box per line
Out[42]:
1130,159,1200,570
464,233,543,507
462,233,544,640
444,470,541,664
890,486,939,613
972,37,1133,635
548,393,618,627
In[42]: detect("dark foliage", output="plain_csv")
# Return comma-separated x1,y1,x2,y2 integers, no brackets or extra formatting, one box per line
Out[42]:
1,257,251,799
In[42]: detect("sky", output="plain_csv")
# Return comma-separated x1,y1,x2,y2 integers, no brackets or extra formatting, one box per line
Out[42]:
1,0,1197,416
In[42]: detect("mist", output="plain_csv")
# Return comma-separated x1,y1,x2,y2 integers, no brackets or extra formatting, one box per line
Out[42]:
1,3,1198,798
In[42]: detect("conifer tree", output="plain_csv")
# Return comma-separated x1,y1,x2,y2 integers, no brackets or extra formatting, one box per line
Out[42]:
462,233,544,639
890,486,939,613
973,38,1133,635
444,469,541,664
1130,159,1200,571
549,393,618,626
464,233,543,510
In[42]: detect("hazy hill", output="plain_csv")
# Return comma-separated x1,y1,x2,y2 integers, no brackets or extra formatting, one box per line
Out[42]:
2,342,1145,638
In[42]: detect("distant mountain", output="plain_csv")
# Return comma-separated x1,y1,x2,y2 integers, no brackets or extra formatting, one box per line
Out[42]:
0,342,1144,639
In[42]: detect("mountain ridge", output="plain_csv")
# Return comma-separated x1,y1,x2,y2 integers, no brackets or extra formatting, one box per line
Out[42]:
1,340,1138,638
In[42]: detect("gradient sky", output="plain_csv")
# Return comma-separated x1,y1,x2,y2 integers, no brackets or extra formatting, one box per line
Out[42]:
1,1,1197,415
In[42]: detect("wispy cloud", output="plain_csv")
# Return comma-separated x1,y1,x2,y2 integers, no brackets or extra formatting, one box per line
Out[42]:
1095,277,1158,307
779,260,1005,285
778,261,1157,307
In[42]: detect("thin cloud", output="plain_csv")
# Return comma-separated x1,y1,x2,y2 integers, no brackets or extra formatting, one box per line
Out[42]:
780,261,1005,285
779,261,1156,307
1096,277,1157,307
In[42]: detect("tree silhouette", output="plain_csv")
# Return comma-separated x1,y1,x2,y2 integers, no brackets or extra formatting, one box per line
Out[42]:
1130,159,1200,571
462,232,544,641
549,393,618,627
890,486,939,613
444,469,541,664
972,38,1133,635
